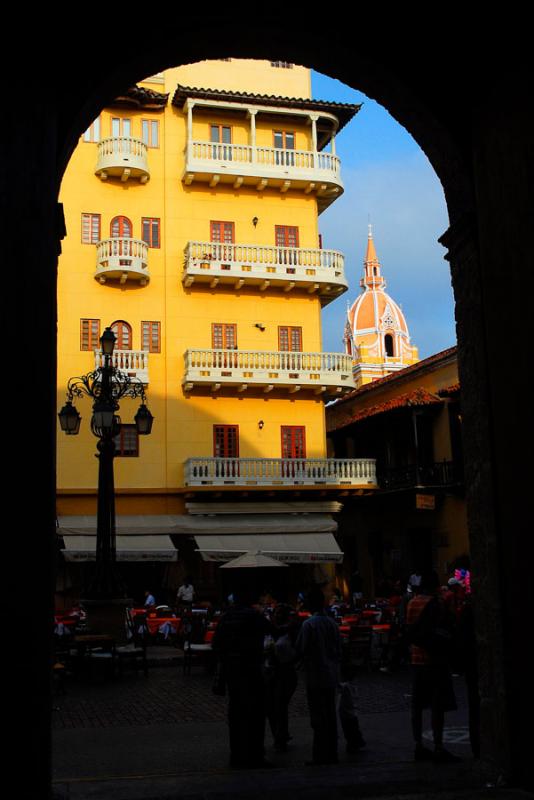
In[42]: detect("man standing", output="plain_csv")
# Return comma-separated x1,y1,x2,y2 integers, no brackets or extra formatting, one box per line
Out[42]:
212,588,272,769
406,571,460,762
176,577,194,610
296,585,342,765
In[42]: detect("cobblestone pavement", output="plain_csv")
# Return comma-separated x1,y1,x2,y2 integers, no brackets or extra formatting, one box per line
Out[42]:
52,665,440,731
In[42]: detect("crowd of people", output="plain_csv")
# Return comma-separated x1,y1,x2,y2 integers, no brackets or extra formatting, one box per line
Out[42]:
56,561,477,770
205,568,477,770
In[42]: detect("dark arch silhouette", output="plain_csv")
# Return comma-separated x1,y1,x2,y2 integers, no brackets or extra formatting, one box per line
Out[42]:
5,19,533,796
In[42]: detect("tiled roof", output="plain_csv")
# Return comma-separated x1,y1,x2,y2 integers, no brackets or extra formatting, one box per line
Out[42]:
328,388,443,432
333,345,458,407
111,85,169,110
172,84,360,136
438,383,460,397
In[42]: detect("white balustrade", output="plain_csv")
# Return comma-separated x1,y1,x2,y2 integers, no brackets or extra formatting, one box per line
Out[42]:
94,350,149,383
95,137,150,181
187,141,341,181
183,348,355,392
95,238,150,285
185,457,377,486
184,240,345,282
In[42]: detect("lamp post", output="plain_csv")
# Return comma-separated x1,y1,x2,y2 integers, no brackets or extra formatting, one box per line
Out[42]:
58,327,154,602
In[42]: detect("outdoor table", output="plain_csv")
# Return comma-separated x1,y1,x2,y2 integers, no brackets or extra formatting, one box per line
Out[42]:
73,633,115,650
145,613,181,637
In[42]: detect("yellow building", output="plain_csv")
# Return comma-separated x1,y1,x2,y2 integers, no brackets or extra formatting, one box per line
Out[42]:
56,59,377,603
344,226,419,386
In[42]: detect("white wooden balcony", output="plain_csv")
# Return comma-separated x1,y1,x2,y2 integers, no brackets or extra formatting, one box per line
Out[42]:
183,349,355,395
95,137,150,182
95,238,150,285
185,457,377,487
183,142,343,212
94,350,149,384
183,241,347,303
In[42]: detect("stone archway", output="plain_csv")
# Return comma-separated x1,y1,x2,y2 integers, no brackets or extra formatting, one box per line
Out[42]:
4,23,533,796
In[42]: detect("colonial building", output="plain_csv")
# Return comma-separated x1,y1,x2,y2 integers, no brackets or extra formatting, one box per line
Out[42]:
327,346,466,597
55,59,377,603
344,226,419,387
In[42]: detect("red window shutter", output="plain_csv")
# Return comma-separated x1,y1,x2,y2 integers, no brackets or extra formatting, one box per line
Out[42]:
111,320,132,350
275,225,299,248
210,221,235,243
213,425,239,458
212,323,237,349
281,426,306,459
278,326,302,351
110,216,132,238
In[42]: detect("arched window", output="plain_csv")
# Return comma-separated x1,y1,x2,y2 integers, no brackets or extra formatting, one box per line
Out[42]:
111,320,132,350
384,333,394,357
110,215,132,238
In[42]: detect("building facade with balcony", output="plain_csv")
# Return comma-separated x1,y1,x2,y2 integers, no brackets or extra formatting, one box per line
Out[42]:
326,346,467,598
56,60,375,602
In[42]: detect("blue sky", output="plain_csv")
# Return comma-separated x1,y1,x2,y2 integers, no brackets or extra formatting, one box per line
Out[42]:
311,71,456,359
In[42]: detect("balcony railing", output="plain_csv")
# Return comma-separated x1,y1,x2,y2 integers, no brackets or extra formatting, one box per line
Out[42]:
184,142,343,212
185,457,377,487
95,137,150,183
377,461,462,491
183,241,347,302
94,350,149,384
183,349,355,394
95,238,150,285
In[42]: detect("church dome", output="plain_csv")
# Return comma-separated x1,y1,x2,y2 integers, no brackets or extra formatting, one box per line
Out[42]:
344,226,418,385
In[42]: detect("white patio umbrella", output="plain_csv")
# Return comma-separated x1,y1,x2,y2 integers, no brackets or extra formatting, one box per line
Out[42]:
219,551,288,569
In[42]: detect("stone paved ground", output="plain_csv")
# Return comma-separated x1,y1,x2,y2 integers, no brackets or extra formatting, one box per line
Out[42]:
52,662,435,730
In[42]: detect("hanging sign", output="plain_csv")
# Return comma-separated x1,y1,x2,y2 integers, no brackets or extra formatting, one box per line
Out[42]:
416,494,435,510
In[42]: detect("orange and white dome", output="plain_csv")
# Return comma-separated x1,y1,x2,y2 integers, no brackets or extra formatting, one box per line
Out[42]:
344,226,419,386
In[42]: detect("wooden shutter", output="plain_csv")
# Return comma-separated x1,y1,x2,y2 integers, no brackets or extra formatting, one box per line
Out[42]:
111,320,132,350
278,326,302,351
141,321,161,353
281,426,306,459
80,319,100,350
213,425,239,458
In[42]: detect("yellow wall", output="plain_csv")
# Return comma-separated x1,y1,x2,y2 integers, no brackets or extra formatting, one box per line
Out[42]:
164,60,311,99
57,60,338,493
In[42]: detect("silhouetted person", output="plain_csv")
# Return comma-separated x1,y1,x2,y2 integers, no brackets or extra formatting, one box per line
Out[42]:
406,571,460,762
455,593,480,758
350,570,364,608
296,585,341,765
212,588,272,769
265,604,300,752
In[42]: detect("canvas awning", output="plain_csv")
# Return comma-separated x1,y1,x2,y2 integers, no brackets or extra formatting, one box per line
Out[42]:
57,517,178,562
194,533,343,564
61,534,178,562
57,512,337,535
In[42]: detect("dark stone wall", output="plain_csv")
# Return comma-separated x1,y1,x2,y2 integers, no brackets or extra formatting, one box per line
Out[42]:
2,20,533,795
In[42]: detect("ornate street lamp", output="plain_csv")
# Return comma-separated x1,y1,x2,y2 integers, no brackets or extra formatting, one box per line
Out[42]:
58,327,154,601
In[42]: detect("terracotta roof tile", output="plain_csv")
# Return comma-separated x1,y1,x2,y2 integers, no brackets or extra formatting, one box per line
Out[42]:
111,85,169,110
172,84,360,137
333,345,458,406
328,388,443,432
